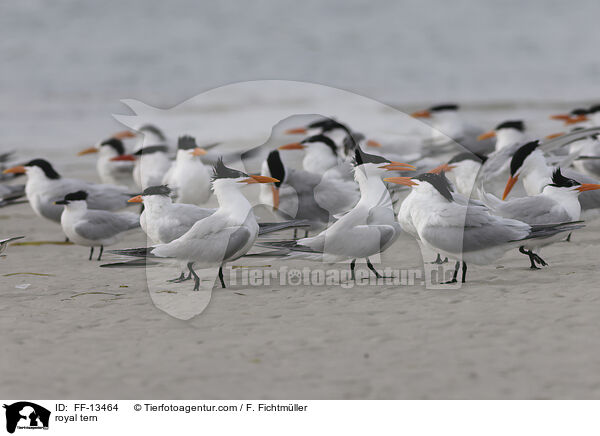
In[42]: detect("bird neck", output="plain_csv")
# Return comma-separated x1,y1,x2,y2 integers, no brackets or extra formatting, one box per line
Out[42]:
521,151,552,195
64,201,88,215
432,112,463,139
354,168,389,206
213,182,252,219
495,129,524,151
542,186,581,220
303,145,338,173
143,196,172,215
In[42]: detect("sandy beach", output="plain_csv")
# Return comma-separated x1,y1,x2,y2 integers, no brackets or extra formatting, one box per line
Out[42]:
2,133,600,399
3,0,600,401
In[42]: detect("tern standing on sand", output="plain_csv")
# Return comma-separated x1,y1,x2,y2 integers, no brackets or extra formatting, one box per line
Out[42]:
110,160,279,291
482,169,600,268
385,172,582,283
162,135,211,205
258,148,414,279
55,191,140,260
77,137,135,187
3,159,134,225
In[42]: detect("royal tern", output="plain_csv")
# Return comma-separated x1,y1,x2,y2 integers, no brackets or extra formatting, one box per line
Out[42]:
503,140,600,218
429,152,487,197
259,150,360,234
481,168,600,268
279,134,345,176
55,191,140,260
550,108,590,126
110,160,279,290
130,184,308,245
411,104,496,155
478,120,527,151
430,121,528,198
112,124,172,189
0,236,24,257
124,184,307,279
279,134,355,182
258,148,414,279
3,159,135,225
161,135,210,205
558,128,600,178
473,120,530,196
385,173,582,283
129,185,214,244
285,118,353,153
77,137,135,187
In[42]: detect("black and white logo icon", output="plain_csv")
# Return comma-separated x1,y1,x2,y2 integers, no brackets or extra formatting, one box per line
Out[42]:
3,402,50,434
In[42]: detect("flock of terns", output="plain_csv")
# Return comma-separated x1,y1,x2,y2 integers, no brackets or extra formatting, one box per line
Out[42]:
2,103,600,290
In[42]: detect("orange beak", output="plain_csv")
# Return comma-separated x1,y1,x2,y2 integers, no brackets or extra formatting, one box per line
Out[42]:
128,195,143,203
278,142,305,151
271,186,280,209
383,176,418,186
242,175,279,184
545,132,565,139
2,165,26,174
429,163,456,174
284,127,308,135
110,154,136,162
565,115,589,125
192,147,207,156
366,139,382,148
379,162,416,171
77,147,98,156
411,110,431,118
113,130,137,139
577,183,600,192
550,114,571,121
477,131,496,141
502,175,519,200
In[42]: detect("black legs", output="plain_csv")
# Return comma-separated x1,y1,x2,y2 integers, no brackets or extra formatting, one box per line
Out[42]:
167,272,187,283
88,245,104,261
187,262,200,291
445,261,467,284
520,246,538,269
366,258,383,279
431,253,449,264
167,265,225,289
218,266,226,288
445,261,460,283
292,228,309,239
519,246,548,269
349,258,385,281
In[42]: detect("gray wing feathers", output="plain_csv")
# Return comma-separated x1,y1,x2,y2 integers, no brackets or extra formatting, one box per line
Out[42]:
75,211,140,240
223,227,253,261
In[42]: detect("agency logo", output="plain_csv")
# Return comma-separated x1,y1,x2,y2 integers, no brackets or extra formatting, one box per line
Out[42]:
3,402,50,434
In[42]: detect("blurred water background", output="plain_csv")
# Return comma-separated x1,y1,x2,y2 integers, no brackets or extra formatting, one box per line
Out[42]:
1,0,599,152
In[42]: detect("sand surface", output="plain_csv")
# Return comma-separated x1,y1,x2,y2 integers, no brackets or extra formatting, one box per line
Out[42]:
2,142,600,399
